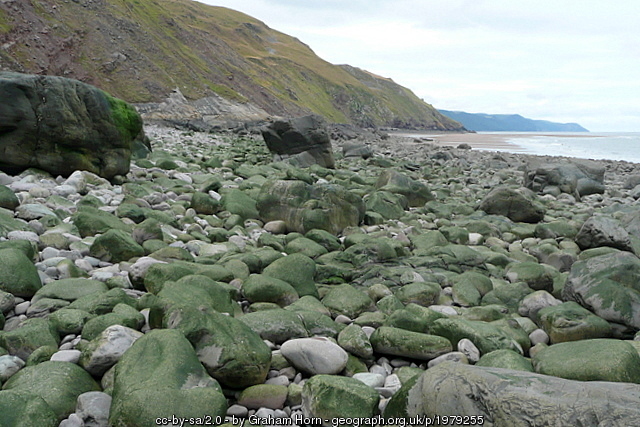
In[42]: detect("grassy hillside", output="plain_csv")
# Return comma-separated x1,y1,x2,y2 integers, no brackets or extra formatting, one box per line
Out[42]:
0,0,464,130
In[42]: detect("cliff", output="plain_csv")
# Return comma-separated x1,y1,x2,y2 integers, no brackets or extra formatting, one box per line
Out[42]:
0,0,464,130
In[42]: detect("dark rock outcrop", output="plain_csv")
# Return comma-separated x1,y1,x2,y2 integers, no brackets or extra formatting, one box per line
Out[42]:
261,115,335,168
0,72,145,180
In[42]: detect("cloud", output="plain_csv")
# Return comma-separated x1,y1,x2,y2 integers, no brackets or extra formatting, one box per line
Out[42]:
199,0,640,131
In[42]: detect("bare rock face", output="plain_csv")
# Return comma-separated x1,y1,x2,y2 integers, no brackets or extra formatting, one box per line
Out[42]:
0,72,146,180
261,115,335,168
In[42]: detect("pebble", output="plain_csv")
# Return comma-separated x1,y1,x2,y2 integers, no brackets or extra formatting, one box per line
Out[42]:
458,339,481,363
427,351,469,368
529,328,550,345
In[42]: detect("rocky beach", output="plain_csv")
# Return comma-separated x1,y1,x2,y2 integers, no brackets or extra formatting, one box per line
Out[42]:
1,99,640,426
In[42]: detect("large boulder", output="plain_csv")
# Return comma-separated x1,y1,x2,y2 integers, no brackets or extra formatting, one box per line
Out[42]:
0,72,146,179
524,158,605,198
385,362,640,425
261,115,335,168
108,329,227,426
477,186,545,223
375,170,434,207
575,215,633,252
562,251,640,330
256,180,365,235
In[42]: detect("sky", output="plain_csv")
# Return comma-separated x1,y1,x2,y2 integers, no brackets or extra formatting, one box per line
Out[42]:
199,0,640,132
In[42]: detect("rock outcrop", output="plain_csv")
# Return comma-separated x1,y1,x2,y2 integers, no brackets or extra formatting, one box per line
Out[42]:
0,72,145,180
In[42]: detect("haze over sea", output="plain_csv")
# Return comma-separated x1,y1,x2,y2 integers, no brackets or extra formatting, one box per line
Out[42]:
401,132,640,164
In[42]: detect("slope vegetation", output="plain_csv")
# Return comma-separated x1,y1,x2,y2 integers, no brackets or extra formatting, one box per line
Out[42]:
0,0,463,129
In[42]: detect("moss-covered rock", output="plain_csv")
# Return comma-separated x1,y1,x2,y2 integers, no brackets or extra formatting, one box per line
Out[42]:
108,329,227,426
0,248,42,298
2,361,100,421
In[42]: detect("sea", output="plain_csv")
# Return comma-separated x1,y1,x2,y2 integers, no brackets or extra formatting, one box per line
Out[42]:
397,132,640,164
492,132,640,163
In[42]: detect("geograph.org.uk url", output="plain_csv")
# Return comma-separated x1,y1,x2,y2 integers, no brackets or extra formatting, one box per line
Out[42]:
154,414,485,426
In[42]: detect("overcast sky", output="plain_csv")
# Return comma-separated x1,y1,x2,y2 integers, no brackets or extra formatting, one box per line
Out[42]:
199,1,640,132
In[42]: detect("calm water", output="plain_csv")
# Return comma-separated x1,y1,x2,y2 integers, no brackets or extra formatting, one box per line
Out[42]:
487,132,640,163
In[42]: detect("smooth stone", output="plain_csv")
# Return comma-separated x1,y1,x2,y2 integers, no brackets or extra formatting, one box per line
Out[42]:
50,350,82,364
280,337,348,375
427,351,469,368
0,354,25,382
529,328,550,345
352,372,386,388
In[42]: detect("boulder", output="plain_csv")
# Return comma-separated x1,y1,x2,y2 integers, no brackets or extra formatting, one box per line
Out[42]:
562,251,640,329
575,215,634,252
0,72,145,179
108,329,227,426
2,361,100,421
302,375,379,425
261,115,335,168
0,248,42,298
375,170,434,207
370,326,452,361
0,390,58,427
524,158,605,198
385,362,640,425
478,186,545,223
532,339,640,383
538,301,612,343
160,306,271,388
257,179,365,235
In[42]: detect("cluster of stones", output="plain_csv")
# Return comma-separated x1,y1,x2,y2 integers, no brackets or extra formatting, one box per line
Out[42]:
1,122,640,426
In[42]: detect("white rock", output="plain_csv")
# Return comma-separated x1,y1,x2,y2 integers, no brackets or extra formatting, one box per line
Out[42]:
352,372,385,388
128,256,167,284
280,337,348,375
468,232,484,245
51,350,82,364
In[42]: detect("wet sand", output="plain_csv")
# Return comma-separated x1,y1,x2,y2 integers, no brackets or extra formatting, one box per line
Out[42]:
392,132,527,152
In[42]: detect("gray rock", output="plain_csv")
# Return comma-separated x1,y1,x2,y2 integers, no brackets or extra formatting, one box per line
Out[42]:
524,158,605,198
76,391,112,427
280,337,349,375
261,115,335,168
575,215,633,252
80,325,144,376
385,362,640,425
478,186,545,223
0,354,25,382
563,251,640,329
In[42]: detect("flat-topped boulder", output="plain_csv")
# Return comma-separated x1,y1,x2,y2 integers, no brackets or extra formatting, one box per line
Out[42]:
0,72,146,180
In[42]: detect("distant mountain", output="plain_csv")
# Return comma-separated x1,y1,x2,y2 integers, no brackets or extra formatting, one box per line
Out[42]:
0,0,464,130
438,110,588,132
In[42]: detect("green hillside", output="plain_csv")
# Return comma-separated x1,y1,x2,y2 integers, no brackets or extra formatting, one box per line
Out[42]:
0,0,463,130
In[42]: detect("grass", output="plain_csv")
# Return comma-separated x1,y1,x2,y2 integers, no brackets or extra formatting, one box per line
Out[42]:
2,0,463,129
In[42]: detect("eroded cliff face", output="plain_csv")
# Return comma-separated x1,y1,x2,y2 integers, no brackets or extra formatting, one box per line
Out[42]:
0,0,464,130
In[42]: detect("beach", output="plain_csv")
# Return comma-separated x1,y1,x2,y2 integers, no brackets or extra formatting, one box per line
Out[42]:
393,131,640,164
